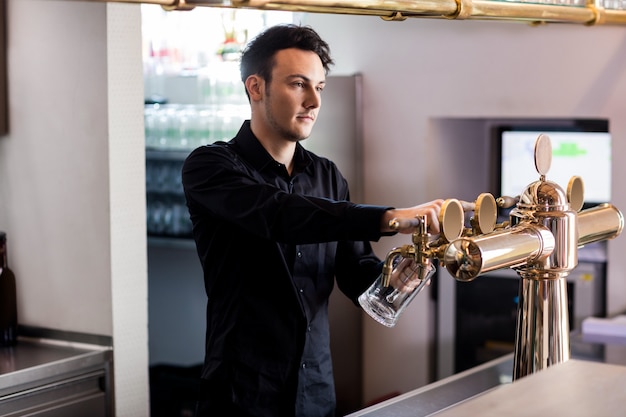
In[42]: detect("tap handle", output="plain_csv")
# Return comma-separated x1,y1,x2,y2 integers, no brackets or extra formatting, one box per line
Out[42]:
496,195,519,209
473,193,498,234
389,217,422,231
439,199,464,242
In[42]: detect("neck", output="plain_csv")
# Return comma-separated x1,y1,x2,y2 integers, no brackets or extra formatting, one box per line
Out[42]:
250,120,297,175
265,139,296,175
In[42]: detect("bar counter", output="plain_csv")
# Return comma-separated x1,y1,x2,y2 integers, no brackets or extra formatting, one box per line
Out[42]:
349,331,626,417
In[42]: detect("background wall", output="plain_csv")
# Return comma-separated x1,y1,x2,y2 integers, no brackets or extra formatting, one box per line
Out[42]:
303,13,626,404
2,0,111,335
0,1,149,416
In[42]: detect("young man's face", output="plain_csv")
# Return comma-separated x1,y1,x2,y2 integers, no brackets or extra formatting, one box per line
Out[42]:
261,48,326,142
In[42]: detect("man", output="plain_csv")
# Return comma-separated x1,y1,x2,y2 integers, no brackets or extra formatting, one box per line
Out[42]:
182,24,443,417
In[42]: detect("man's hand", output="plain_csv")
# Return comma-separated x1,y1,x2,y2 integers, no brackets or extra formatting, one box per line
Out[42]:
381,199,444,234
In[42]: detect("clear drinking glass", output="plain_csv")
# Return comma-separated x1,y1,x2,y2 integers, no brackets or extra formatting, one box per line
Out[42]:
358,258,435,327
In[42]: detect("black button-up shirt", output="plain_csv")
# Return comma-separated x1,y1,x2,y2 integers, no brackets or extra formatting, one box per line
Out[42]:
182,121,391,417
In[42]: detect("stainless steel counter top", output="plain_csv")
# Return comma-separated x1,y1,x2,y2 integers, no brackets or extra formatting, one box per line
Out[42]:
433,359,626,417
0,328,113,398
348,331,626,417
347,354,514,417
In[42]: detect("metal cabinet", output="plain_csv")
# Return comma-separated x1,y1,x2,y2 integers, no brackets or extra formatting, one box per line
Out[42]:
0,331,113,417
0,371,108,417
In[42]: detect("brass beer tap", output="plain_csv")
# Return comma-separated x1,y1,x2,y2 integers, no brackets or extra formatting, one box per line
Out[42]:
371,133,623,380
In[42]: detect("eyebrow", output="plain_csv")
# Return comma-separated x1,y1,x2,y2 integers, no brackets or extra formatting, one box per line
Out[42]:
286,74,326,86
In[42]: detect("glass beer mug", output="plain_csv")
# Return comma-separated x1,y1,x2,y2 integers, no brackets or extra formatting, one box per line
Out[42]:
358,257,435,327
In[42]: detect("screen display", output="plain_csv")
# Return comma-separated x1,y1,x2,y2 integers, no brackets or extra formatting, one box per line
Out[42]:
500,130,612,204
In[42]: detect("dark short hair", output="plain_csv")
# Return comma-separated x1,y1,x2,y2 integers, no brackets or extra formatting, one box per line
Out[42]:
240,24,334,86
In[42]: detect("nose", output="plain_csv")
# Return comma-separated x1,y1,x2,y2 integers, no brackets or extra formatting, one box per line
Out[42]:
304,86,321,109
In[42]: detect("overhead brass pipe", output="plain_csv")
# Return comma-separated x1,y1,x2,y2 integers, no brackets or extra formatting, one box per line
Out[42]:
228,0,588,22
79,0,626,26
162,0,197,10
196,0,624,25
57,0,197,7
470,1,595,24
227,0,460,18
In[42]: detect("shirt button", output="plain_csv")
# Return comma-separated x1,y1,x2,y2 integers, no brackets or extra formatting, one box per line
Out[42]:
307,326,312,332
301,363,306,369
297,251,302,258
299,288,304,293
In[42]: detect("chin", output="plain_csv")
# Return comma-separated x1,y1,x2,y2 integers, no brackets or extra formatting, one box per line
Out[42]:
289,128,312,142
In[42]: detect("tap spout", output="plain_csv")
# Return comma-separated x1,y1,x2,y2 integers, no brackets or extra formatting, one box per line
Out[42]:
381,246,416,287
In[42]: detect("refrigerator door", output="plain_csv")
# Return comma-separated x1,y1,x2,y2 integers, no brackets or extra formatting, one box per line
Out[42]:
303,74,364,203
302,74,365,414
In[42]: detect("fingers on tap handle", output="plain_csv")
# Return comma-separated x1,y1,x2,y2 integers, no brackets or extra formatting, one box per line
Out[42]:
389,217,422,231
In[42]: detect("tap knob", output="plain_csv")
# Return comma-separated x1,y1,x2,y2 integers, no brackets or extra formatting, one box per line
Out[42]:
389,217,422,231
496,195,518,209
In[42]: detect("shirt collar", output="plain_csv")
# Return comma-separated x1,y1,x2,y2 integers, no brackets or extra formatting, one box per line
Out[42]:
231,120,313,175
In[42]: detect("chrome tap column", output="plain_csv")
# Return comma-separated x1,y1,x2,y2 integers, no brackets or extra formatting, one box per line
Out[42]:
508,162,578,378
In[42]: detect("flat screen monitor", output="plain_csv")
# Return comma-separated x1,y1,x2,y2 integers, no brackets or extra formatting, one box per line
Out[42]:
499,127,611,207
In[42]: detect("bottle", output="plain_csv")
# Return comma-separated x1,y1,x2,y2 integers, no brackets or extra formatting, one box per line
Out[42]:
0,231,17,346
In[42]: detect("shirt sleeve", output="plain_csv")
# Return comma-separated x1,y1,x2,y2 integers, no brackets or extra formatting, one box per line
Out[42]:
334,239,384,304
182,144,393,245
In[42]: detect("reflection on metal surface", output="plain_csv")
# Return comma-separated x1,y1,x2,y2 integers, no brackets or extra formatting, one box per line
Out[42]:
513,276,570,379
371,133,622,380
443,225,555,281
578,203,624,246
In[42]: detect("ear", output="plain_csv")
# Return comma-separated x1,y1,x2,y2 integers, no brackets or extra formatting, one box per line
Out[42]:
245,75,264,102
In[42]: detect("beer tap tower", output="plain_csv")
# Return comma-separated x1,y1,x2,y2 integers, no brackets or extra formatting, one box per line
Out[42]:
378,134,623,380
